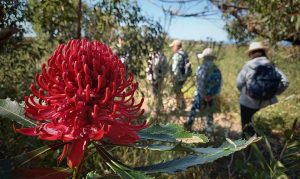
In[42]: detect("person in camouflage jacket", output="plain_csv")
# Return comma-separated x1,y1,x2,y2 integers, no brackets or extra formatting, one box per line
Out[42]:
169,40,188,110
184,48,222,132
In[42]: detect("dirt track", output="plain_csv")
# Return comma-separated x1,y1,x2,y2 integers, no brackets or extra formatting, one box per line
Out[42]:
144,96,242,139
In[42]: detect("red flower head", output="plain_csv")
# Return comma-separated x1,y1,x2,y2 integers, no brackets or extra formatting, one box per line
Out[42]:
16,39,146,168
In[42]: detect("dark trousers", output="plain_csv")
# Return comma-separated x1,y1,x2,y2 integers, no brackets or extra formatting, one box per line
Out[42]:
187,93,213,126
240,105,259,138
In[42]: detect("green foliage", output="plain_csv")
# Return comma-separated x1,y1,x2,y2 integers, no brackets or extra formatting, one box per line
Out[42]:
0,144,65,174
27,0,81,42
93,142,152,179
135,136,260,174
0,38,53,101
234,120,300,178
213,0,300,44
135,143,196,153
0,98,36,127
281,120,300,178
85,171,102,179
235,137,288,178
1,0,299,178
0,99,260,178
0,2,41,101
26,0,165,76
107,161,152,179
0,0,27,42
138,123,209,143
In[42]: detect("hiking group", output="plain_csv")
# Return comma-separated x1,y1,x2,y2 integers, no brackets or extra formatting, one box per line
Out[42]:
143,40,288,138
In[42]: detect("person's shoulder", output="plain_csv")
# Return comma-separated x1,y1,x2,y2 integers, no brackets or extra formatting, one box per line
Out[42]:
178,48,185,52
177,49,187,55
197,64,207,73
247,57,272,68
244,58,258,68
173,52,182,59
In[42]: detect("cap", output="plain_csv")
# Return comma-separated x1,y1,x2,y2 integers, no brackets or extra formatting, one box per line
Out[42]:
197,48,215,59
169,40,182,47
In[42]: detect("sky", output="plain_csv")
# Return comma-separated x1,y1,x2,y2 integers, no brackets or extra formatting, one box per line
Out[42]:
137,0,229,42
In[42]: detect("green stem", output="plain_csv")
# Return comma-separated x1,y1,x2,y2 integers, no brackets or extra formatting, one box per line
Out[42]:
72,163,84,179
72,168,77,179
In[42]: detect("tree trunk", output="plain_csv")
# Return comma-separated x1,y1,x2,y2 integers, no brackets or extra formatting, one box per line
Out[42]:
77,0,82,39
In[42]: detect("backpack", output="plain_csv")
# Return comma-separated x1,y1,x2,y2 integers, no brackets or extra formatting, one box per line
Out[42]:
246,64,282,100
197,63,222,97
178,52,192,79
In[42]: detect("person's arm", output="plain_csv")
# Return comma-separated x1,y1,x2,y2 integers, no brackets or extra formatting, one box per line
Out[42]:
171,54,180,75
236,65,248,91
196,65,206,97
275,67,289,95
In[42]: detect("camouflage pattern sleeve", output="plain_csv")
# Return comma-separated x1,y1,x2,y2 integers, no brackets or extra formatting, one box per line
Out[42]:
171,53,184,81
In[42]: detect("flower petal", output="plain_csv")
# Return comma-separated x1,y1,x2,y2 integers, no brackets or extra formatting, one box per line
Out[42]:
67,139,88,168
57,143,69,166
14,127,38,136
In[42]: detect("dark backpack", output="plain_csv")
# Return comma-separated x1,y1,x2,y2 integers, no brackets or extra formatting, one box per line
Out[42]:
179,53,192,78
203,64,222,96
246,64,282,100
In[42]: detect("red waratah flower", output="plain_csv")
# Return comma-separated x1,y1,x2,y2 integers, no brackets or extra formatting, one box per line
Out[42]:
15,39,146,168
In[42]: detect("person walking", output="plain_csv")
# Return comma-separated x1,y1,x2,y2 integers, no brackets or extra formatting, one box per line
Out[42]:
184,48,222,132
146,48,168,116
169,40,192,110
237,42,289,138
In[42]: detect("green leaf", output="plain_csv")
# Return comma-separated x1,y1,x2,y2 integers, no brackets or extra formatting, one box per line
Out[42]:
85,172,119,179
296,15,300,31
0,143,65,174
0,98,36,127
138,123,209,144
135,136,261,174
135,143,196,153
85,171,102,179
282,136,300,177
107,160,153,179
93,142,151,179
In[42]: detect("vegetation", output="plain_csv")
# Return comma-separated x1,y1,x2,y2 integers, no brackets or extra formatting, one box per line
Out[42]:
212,0,300,45
0,0,299,178
158,0,300,44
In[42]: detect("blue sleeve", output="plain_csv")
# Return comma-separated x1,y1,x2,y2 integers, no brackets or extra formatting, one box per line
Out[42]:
196,65,207,95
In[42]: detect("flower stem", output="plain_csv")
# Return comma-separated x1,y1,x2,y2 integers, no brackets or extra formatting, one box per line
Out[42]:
72,161,84,179
72,168,77,179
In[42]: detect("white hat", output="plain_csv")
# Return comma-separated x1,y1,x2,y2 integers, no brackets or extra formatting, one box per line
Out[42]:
197,48,215,59
247,42,268,54
169,40,182,47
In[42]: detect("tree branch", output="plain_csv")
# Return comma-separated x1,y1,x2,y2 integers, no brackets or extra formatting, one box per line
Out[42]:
0,27,18,43
77,0,82,39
